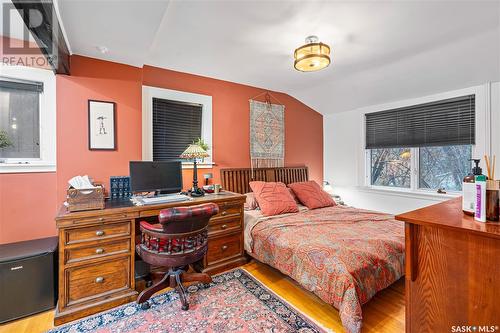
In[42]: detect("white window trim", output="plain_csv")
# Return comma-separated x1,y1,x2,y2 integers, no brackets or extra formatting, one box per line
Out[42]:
142,86,213,168
359,84,488,198
0,64,56,173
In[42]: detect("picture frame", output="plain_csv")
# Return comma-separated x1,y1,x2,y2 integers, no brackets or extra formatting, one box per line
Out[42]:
88,100,116,150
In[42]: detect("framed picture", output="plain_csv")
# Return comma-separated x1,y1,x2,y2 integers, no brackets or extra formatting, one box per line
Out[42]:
88,100,116,150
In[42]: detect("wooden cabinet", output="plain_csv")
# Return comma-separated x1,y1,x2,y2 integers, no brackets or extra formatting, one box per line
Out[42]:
55,216,137,325
396,198,500,333
55,192,246,325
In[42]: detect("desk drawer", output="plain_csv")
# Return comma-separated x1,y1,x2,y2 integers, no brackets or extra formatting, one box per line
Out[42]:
209,216,241,234
64,222,130,245
213,202,242,219
66,257,130,306
65,240,130,264
207,232,242,265
70,212,136,225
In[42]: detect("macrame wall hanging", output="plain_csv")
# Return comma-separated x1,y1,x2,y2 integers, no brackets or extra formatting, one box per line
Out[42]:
249,92,285,170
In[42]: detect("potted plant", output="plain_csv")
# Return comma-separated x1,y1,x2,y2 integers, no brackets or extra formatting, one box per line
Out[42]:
193,138,210,163
0,130,13,163
194,138,209,152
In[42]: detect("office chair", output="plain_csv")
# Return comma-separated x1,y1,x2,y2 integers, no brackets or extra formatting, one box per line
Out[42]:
135,203,219,310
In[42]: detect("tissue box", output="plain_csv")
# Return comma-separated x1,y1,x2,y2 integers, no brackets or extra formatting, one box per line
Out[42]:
67,184,105,212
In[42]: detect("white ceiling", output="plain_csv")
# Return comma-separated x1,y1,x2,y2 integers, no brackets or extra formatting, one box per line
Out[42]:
56,0,500,115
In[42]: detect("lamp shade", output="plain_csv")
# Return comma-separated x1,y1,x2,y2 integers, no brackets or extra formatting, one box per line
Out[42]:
294,36,331,72
179,144,209,160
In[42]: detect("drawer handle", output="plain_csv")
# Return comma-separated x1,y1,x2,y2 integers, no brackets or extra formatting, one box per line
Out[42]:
221,211,227,216
98,217,104,222
221,224,228,229
95,248,104,254
221,245,228,251
95,230,105,237
95,277,104,283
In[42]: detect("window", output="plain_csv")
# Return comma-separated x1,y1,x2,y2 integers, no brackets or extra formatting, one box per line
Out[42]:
419,145,472,191
152,98,202,161
366,95,475,192
0,80,42,159
142,86,212,167
371,148,411,188
0,65,56,173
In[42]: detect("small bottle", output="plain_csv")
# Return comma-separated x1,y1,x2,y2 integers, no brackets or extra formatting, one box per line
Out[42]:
463,159,482,215
475,175,487,222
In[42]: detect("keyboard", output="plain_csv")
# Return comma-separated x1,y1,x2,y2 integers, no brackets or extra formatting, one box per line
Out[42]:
136,194,189,205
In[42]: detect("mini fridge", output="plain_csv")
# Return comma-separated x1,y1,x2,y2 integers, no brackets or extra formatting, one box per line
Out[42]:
0,236,58,323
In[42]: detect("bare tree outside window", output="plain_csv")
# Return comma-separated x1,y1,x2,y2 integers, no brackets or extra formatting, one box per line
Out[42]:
371,148,411,188
370,145,472,191
419,145,471,191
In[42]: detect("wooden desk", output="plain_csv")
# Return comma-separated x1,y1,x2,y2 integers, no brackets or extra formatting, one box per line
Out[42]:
396,197,500,333
54,191,246,325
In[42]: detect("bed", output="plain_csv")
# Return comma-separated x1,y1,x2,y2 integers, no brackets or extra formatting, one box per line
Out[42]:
221,167,405,333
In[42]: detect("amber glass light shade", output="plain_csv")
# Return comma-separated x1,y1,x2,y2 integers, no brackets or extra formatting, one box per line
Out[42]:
294,39,331,72
179,144,209,160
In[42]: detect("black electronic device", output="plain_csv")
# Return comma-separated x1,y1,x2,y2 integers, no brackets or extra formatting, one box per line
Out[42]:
130,161,182,194
0,237,58,323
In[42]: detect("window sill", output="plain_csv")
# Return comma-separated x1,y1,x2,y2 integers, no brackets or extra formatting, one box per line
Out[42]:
181,162,215,170
0,162,56,174
356,186,460,201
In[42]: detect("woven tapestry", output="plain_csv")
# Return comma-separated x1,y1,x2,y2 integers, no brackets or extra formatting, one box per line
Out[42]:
249,100,285,168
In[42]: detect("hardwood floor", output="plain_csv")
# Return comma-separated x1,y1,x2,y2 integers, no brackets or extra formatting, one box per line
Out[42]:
0,260,405,333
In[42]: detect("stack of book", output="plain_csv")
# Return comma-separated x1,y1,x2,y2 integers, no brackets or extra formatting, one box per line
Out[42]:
110,176,131,200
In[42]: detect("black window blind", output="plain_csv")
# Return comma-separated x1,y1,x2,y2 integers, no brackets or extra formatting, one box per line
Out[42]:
152,98,202,161
0,79,43,93
365,95,475,149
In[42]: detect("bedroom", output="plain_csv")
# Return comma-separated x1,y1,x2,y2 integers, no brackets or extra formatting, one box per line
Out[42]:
0,1,498,333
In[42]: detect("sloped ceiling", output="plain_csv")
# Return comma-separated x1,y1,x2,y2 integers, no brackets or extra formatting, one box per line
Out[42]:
56,0,500,114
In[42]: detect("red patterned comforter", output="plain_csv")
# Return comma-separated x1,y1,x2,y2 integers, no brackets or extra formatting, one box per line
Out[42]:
247,205,405,333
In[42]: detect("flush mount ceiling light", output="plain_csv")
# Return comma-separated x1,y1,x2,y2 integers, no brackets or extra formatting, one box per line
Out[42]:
294,35,331,72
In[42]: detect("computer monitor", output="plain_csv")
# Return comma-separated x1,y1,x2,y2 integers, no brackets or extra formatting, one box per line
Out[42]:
129,161,182,194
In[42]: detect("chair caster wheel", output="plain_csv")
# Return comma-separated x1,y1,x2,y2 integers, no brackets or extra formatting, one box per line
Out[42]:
140,302,150,310
181,304,189,311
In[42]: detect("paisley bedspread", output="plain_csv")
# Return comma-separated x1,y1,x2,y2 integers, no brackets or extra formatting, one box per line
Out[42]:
246,205,405,333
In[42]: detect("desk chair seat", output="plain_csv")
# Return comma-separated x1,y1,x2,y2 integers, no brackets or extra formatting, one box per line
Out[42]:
136,203,219,310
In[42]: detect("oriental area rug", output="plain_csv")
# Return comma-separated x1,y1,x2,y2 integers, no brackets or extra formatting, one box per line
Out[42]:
48,269,328,333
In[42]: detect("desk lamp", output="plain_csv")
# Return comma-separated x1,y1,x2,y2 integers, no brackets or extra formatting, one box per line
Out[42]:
180,144,209,197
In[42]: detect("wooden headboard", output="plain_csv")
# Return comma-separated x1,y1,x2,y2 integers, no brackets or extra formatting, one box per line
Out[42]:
220,166,309,194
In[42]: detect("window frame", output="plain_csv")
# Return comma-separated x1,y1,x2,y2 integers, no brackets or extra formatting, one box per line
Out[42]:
142,86,213,168
366,146,472,195
0,65,56,173
361,85,488,198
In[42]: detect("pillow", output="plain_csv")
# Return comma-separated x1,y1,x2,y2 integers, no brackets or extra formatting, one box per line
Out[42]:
249,181,299,216
244,192,259,210
288,181,336,209
287,188,300,204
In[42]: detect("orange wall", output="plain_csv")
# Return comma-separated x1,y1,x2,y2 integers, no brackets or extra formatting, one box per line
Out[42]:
143,65,324,183
56,56,143,204
0,173,58,244
0,55,323,244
